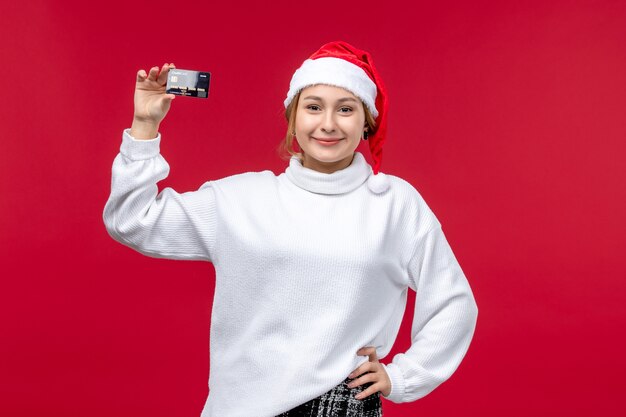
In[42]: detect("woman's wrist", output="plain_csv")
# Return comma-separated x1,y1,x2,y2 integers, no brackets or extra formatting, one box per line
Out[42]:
130,118,160,140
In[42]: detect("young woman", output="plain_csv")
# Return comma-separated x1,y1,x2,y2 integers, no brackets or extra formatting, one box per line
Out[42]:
103,41,478,417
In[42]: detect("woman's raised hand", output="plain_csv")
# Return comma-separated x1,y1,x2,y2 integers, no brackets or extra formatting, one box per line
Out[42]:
129,63,176,139
133,63,176,125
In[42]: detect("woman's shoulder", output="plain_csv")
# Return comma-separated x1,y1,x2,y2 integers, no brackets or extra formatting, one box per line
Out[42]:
385,173,428,202
205,169,279,196
384,173,441,228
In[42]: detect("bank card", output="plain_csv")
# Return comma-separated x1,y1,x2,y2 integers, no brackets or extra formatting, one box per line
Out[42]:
166,69,211,98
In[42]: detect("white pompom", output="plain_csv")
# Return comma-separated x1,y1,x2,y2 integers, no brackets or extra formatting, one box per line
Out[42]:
367,172,390,194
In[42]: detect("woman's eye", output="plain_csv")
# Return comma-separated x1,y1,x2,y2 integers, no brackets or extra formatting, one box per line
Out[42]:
339,107,353,113
307,105,321,111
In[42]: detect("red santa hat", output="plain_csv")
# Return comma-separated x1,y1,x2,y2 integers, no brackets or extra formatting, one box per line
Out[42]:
284,40,390,194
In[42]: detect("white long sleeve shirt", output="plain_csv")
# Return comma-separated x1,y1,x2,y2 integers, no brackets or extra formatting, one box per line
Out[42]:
103,129,478,417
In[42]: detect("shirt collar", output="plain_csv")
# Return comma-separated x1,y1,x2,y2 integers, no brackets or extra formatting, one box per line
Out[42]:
285,152,373,195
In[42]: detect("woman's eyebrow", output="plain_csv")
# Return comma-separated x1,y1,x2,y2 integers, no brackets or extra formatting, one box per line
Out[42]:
302,95,358,103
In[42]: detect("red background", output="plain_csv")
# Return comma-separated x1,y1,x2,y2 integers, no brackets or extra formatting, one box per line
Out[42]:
1,0,625,416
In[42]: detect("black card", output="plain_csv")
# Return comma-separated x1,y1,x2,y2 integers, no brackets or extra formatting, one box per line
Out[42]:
166,69,211,98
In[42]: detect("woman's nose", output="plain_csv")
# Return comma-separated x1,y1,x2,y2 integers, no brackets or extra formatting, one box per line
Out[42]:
321,111,337,132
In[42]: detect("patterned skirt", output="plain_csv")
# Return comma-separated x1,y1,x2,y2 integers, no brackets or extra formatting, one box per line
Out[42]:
274,372,382,417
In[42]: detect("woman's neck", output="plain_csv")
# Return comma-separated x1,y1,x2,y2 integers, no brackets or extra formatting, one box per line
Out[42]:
285,151,372,195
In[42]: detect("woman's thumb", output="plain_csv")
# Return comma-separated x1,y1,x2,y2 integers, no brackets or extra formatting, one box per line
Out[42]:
160,94,175,111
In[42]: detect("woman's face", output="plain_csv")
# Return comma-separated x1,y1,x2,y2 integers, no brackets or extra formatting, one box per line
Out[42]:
294,84,367,174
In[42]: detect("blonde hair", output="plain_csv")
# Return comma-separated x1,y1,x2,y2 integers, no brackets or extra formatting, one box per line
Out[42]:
276,89,378,162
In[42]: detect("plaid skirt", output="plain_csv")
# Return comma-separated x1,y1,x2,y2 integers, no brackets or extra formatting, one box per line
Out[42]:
275,372,382,417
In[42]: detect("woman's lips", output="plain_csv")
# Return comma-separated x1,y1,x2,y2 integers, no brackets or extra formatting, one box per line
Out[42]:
313,137,343,146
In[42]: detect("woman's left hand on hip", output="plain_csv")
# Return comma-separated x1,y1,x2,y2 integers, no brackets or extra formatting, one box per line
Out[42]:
346,346,391,399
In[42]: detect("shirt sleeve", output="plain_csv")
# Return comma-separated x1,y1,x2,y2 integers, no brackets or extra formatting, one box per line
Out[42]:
380,225,478,403
102,129,217,262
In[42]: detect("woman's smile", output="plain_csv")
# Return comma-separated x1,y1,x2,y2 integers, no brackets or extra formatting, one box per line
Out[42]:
313,136,344,146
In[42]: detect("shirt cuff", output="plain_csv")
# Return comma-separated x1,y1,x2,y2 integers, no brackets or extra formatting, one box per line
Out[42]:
380,362,406,403
120,128,161,160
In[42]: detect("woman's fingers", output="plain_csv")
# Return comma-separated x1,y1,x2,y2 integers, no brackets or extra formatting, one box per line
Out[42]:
136,63,175,84
147,66,159,81
347,369,375,386
347,370,385,400
354,383,380,400
348,362,370,379
346,371,378,400
136,69,147,82
346,359,391,400
348,347,378,378
156,63,170,85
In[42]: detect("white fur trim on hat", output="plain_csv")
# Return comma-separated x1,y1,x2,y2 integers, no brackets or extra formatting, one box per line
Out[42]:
367,172,390,194
284,57,379,118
